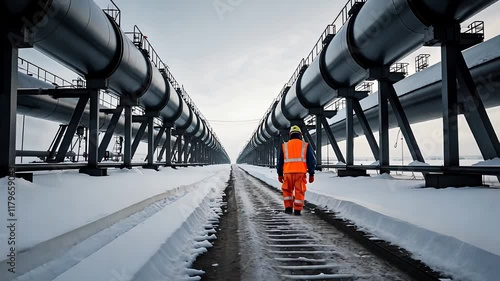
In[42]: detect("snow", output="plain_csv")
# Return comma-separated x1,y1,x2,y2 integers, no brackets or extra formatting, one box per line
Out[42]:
0,165,229,255
281,273,355,280
240,164,500,281
472,157,500,166
5,165,229,281
408,160,430,166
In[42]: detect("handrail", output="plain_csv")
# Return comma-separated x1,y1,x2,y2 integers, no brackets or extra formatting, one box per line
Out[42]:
390,63,409,76
465,21,484,35
18,57,74,87
18,57,142,120
102,0,121,26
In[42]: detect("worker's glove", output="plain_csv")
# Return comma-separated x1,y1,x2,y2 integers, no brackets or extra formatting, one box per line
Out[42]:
278,176,284,183
309,175,315,183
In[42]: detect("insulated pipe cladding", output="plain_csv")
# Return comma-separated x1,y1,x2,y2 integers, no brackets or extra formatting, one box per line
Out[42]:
2,0,229,163
18,72,231,163
238,0,498,163
238,34,500,163
16,72,180,154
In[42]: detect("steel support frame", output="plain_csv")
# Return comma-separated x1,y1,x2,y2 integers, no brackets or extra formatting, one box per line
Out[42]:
315,116,322,169
200,143,206,165
54,96,90,162
0,32,17,178
441,35,460,167
149,126,166,160
319,114,345,164
47,125,67,160
385,83,425,163
409,21,490,187
17,88,97,165
309,108,340,170
157,123,173,165
88,89,100,168
20,84,109,176
190,142,196,163
98,107,124,162
368,67,424,174
351,99,380,161
131,120,147,159
143,121,166,169
79,87,107,176
455,45,500,164
207,148,213,165
178,135,183,163
123,105,133,167
171,136,180,163
197,142,203,164
145,116,156,168
187,139,196,163
266,141,269,167
173,130,185,164
301,123,317,151
193,141,200,163
130,112,158,168
337,88,377,176
345,97,355,166
269,140,275,167
182,135,190,164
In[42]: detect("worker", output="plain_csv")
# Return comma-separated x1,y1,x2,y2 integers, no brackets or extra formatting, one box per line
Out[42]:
277,125,316,215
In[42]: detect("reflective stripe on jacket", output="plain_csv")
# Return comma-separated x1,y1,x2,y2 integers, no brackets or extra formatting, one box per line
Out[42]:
282,139,308,173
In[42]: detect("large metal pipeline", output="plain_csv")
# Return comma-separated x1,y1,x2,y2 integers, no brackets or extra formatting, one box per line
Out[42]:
18,72,232,162
17,72,183,153
2,0,229,161
315,34,500,146
239,0,498,161
241,38,500,161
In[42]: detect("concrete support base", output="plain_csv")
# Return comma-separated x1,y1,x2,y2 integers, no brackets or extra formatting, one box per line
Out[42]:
337,168,369,177
79,167,108,177
16,172,33,183
143,164,160,171
425,173,483,188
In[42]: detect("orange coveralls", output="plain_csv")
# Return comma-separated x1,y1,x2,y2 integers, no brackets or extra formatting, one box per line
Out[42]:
281,139,309,211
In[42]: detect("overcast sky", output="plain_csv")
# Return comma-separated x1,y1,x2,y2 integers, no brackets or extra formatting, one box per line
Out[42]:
18,0,500,164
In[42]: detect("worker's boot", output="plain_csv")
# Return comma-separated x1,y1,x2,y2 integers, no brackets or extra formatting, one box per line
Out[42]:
284,207,293,214
294,210,301,216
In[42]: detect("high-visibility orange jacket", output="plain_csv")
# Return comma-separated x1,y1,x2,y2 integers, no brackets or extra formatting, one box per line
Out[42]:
282,139,308,173
277,135,316,176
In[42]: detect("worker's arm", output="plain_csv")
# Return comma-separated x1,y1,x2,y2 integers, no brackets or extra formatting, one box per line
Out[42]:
306,144,316,175
277,148,284,176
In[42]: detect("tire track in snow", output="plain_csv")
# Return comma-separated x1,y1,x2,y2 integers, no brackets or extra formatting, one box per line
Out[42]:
233,167,281,281
11,192,190,281
234,166,413,281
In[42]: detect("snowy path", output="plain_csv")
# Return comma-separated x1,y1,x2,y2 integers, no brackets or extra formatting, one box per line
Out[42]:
240,164,500,281
231,167,411,281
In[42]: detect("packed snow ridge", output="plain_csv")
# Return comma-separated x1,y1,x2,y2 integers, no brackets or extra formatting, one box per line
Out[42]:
0,165,230,281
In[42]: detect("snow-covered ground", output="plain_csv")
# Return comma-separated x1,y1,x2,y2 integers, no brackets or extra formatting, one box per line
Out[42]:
240,164,500,281
472,157,500,166
0,165,230,281
2,163,498,281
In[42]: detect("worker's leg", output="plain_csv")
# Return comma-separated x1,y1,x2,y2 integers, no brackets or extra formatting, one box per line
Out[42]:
282,174,294,212
292,173,307,214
